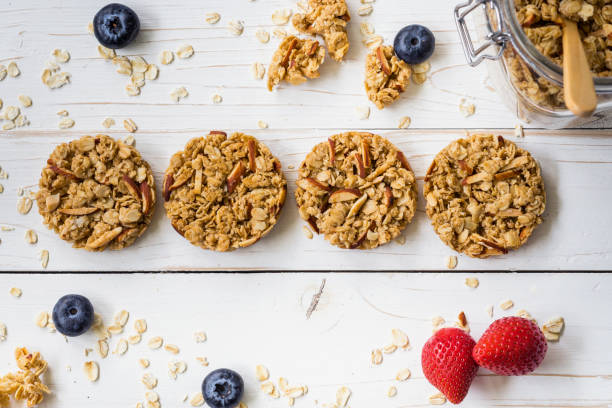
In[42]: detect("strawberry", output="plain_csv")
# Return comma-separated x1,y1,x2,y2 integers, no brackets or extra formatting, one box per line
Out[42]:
473,316,547,376
421,328,479,404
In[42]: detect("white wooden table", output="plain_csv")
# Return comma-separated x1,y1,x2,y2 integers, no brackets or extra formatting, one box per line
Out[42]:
1,0,612,272
0,273,611,407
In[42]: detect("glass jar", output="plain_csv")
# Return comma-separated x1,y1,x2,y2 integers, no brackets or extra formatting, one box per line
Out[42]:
454,0,612,129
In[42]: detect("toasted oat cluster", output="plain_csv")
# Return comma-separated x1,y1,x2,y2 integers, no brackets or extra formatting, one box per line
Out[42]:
296,132,417,250
267,36,326,91
516,0,612,75
424,134,546,258
36,134,156,251
0,348,50,408
292,0,351,61
163,131,287,251
365,46,412,109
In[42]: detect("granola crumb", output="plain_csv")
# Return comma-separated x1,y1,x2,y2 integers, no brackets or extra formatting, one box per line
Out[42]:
459,98,476,117
1,348,50,405
542,316,564,342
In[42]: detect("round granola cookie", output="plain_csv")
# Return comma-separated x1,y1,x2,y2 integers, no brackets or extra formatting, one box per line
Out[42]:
424,134,546,258
163,131,287,251
36,134,156,251
296,132,417,250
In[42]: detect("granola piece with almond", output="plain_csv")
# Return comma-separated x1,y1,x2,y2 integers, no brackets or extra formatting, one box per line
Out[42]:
365,45,412,109
164,131,287,251
267,36,326,91
0,348,50,408
295,132,417,249
424,134,545,258
292,0,350,61
36,134,156,251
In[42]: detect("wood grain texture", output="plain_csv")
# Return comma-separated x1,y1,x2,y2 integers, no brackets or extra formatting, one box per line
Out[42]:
0,273,610,407
1,0,611,271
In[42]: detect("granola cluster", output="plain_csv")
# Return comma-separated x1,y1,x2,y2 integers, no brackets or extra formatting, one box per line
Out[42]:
424,134,546,258
36,134,156,251
0,348,50,408
296,132,417,250
267,36,326,91
163,131,287,251
292,0,351,61
365,46,412,109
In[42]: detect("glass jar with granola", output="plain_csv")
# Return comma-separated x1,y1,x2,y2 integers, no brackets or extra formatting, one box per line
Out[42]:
454,0,612,128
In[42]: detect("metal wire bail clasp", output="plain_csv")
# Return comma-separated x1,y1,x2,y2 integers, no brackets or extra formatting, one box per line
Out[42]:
454,0,510,66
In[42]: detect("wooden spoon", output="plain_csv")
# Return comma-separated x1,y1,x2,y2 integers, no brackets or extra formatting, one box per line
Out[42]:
562,18,597,117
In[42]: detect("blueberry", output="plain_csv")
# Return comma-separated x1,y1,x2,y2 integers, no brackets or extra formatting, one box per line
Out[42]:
393,25,435,65
93,3,140,49
202,369,244,408
52,294,94,337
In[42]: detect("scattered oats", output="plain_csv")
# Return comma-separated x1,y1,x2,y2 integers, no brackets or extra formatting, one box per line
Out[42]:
272,9,292,25
126,83,141,96
211,94,223,104
145,391,159,403
238,403,247,408
0,323,5,341
272,28,288,39
190,392,205,407
391,328,410,348
96,339,109,358
1,121,15,131
135,319,147,334
183,395,189,403
432,316,446,331
165,344,180,354
57,110,69,116
357,5,373,15
302,225,313,239
128,334,142,344
84,361,99,382
398,116,411,129
170,86,189,102
18,95,32,108
383,344,397,354
412,72,428,85
142,373,158,389
486,304,494,318
194,331,206,343
108,324,123,335
136,403,143,408
360,22,375,36
255,365,269,381
413,61,431,74
25,229,38,244
15,114,28,127
98,45,116,60
124,135,135,146
177,44,195,59
58,117,75,129
371,349,383,365
45,71,71,89
5,105,20,120
500,299,514,310
255,29,270,43
429,392,447,405
88,22,94,34
7,61,20,77
0,65,6,80
114,57,132,75
17,197,33,214
10,287,22,298
515,309,537,325
514,124,524,138
139,359,150,368
0,184,3,193
52,49,70,63
459,98,476,117
84,348,92,356
363,34,383,49
114,338,128,355
257,120,268,129
196,356,209,366
542,316,564,342
387,386,397,398
336,386,351,407
251,62,265,80
394,235,406,245
145,64,159,80
47,322,56,333
124,118,138,133
465,277,479,288
115,310,129,327
206,12,221,24
396,368,411,381
148,336,163,349
101,117,115,129
1,226,15,231
160,50,174,65
0,97,2,109
356,105,370,120
228,20,244,36
130,56,147,73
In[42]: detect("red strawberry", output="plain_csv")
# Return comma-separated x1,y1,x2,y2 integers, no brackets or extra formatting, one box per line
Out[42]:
473,316,547,376
421,328,479,404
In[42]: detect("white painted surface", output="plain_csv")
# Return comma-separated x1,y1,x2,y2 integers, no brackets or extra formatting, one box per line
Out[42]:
1,0,611,270
0,273,610,407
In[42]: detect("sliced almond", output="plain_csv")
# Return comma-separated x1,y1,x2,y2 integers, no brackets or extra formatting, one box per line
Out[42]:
347,193,368,218
329,189,361,203
328,138,336,165
226,161,245,193
376,46,391,75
